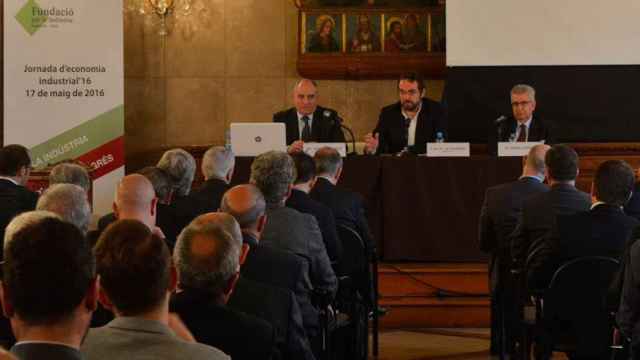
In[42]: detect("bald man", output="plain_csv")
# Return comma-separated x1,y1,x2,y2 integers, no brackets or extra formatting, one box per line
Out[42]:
273,78,346,153
478,143,551,356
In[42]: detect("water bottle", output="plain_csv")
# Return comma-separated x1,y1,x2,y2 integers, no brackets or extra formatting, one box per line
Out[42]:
435,132,445,143
224,129,232,151
508,133,516,143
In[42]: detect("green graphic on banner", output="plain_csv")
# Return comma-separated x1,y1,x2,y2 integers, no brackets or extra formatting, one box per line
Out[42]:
15,0,48,35
29,105,124,169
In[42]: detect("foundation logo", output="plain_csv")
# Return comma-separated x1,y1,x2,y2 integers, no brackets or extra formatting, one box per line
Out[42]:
15,0,74,35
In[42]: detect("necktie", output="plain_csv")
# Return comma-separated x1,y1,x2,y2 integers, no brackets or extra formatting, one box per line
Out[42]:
301,115,311,141
517,124,527,142
402,117,411,146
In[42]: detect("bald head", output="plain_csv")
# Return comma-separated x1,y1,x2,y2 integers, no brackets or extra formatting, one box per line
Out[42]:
191,212,242,246
523,144,550,178
113,174,157,228
220,184,266,231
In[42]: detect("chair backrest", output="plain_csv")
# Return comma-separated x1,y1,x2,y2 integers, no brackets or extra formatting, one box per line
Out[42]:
336,224,367,277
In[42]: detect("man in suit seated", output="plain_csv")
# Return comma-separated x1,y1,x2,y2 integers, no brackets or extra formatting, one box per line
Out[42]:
36,184,91,235
510,144,592,271
495,84,554,146
82,219,229,360
171,212,278,360
288,152,342,264
221,184,316,360
157,148,196,205
364,72,447,155
49,162,91,194
1,211,98,359
0,144,38,257
528,160,639,289
273,79,345,154
478,144,550,356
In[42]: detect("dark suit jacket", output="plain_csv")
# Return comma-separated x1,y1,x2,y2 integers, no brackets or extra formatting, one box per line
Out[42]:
174,178,230,227
286,189,342,263
496,115,554,143
11,342,82,360
528,204,640,290
510,183,591,269
624,182,640,221
617,232,640,348
171,289,278,360
310,177,374,256
228,277,314,360
0,179,38,258
372,98,447,155
478,177,549,292
273,106,345,146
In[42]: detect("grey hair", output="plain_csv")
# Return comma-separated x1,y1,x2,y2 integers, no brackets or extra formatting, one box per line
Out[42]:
174,219,241,297
137,166,172,201
314,146,343,177
157,149,196,196
250,151,295,206
36,184,91,234
511,84,536,102
202,146,235,181
49,163,91,193
4,211,61,251
220,185,266,229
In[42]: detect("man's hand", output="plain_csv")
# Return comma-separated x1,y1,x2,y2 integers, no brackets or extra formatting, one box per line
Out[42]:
288,140,305,154
364,133,379,154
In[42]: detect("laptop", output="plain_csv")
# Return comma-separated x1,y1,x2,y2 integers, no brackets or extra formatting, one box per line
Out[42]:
229,123,287,156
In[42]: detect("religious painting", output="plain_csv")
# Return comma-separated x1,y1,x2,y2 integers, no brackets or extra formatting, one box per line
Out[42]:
383,13,427,52
430,12,445,52
304,13,343,53
347,14,382,53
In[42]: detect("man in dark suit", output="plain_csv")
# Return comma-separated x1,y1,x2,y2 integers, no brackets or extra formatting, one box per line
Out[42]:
221,184,316,359
478,144,550,356
0,144,38,258
171,212,278,360
273,79,345,153
1,212,97,359
495,84,554,145
624,169,640,220
510,144,592,277
364,72,447,155
288,153,342,263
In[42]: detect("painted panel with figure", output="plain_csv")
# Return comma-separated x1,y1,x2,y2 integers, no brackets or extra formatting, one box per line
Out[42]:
347,14,382,52
384,13,427,52
305,13,343,53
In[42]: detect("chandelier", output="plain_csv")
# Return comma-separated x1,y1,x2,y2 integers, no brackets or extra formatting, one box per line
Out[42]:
125,0,210,37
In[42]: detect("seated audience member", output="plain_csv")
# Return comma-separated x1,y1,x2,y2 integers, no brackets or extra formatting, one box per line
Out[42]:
478,144,550,355
171,213,277,360
250,151,337,304
100,167,179,249
221,185,316,360
157,148,197,203
177,146,235,223
510,144,591,270
310,147,374,256
36,184,91,235
623,168,640,220
1,211,98,359
0,145,38,257
49,162,91,193
528,160,639,289
287,153,341,263
617,231,640,357
82,219,229,360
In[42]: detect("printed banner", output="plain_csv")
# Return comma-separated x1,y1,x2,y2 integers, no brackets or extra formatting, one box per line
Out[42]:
4,0,124,215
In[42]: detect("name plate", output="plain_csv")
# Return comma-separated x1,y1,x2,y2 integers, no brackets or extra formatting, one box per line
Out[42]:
426,142,470,157
303,142,347,157
498,142,543,157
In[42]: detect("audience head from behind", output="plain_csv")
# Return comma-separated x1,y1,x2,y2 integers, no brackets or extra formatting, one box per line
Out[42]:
220,184,267,244
49,162,91,194
137,166,173,205
113,174,158,230
291,152,317,193
593,160,635,207
250,151,295,208
522,144,551,181
174,213,242,305
0,144,32,186
544,144,579,185
1,211,97,350
94,219,175,318
36,183,91,234
314,146,343,184
202,146,235,184
157,148,196,197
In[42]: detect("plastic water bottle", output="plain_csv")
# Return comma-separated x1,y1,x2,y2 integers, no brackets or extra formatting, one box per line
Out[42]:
435,132,445,143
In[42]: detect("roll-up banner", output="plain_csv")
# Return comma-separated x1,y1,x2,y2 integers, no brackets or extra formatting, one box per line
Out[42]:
4,0,124,215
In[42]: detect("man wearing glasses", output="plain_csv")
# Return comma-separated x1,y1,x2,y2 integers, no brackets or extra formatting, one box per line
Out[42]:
364,72,447,155
497,84,554,144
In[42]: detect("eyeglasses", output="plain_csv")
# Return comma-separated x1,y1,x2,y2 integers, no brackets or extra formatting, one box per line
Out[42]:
511,101,532,107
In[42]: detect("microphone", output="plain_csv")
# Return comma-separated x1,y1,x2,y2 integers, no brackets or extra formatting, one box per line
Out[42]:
325,110,357,155
494,115,507,124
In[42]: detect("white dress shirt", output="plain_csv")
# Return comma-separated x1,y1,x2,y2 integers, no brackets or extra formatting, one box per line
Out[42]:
402,102,422,146
297,112,314,139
